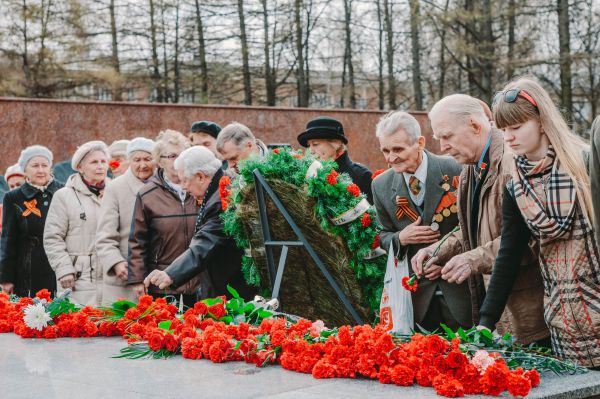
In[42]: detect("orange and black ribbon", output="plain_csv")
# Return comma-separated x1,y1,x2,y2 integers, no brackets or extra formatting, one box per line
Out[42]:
22,199,42,217
396,196,418,222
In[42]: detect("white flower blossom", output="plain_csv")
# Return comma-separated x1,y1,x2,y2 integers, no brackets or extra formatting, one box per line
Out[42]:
23,303,52,331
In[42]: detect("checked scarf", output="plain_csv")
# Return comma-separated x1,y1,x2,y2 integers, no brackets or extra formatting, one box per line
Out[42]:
511,146,585,239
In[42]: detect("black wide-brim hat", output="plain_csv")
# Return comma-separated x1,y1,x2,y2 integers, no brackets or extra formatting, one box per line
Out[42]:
297,116,348,147
190,120,222,139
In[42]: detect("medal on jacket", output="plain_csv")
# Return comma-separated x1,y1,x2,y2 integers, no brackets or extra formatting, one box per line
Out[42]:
22,199,42,217
431,175,459,228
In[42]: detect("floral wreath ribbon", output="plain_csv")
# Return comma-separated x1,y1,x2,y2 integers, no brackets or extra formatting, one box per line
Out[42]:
22,199,42,217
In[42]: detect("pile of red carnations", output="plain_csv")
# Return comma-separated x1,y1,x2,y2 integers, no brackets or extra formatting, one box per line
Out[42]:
0,289,545,397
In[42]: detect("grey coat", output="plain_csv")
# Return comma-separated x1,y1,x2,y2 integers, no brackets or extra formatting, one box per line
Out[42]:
372,150,472,328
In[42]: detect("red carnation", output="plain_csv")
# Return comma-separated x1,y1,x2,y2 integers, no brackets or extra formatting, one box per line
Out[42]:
163,333,180,352
361,213,371,228
391,364,415,386
148,331,164,351
507,372,532,397
194,302,209,316
434,376,465,398
208,304,227,319
372,169,385,180
35,289,52,302
272,148,280,154
402,276,418,292
524,369,540,388
219,176,232,211
371,234,380,249
326,170,339,185
109,159,121,170
346,184,361,197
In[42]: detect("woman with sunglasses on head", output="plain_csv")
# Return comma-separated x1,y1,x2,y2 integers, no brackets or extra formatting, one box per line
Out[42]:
478,77,600,368
128,130,212,305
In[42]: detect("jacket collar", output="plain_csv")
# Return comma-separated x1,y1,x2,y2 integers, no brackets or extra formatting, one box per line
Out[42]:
66,173,108,204
335,151,351,168
480,129,505,192
152,168,191,201
21,179,61,200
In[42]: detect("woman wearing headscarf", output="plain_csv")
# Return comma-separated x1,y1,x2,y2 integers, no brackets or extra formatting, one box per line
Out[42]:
0,146,62,296
44,141,110,306
96,138,156,304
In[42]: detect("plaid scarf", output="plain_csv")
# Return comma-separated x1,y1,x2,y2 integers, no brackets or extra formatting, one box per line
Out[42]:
512,146,581,239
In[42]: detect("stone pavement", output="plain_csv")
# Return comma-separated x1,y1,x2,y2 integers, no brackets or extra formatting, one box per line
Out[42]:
1,334,600,399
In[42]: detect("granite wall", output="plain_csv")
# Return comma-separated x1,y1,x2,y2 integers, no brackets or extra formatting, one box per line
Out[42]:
0,97,439,172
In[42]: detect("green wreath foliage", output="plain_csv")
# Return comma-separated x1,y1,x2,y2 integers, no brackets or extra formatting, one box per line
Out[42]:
222,148,386,312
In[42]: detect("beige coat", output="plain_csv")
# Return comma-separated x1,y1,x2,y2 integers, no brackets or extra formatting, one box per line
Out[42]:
96,169,145,304
43,173,106,306
436,130,548,344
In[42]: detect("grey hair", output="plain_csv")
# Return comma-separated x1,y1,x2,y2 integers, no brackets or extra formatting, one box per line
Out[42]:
216,122,255,152
153,129,190,160
174,146,222,178
428,94,489,127
375,111,422,143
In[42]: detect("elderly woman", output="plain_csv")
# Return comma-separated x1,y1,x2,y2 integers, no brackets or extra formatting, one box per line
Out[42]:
0,146,62,296
5,164,26,190
129,130,210,305
44,141,109,306
144,146,254,300
297,116,373,203
108,139,130,178
96,138,156,304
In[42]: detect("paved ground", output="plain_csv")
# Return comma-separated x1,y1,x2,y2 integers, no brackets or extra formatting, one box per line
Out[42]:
1,333,600,399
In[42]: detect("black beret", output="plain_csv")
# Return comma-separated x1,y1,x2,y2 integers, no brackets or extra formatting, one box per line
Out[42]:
190,120,222,139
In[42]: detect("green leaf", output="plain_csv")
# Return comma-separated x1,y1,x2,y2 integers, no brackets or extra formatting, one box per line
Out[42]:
439,323,457,339
220,315,234,324
257,309,273,319
158,320,172,331
243,303,255,313
227,285,240,299
111,300,137,312
457,328,468,341
479,328,493,340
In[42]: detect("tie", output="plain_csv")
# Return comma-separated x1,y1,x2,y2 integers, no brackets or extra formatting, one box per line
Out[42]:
409,176,422,197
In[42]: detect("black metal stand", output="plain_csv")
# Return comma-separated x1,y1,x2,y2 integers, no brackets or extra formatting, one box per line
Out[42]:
253,169,364,325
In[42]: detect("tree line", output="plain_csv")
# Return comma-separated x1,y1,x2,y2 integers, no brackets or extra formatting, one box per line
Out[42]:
0,0,598,132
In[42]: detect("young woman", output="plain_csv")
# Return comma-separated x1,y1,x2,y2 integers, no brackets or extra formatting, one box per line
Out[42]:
479,77,600,367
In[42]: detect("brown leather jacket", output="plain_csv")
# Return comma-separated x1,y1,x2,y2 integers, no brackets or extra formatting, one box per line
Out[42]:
436,129,549,344
127,169,209,296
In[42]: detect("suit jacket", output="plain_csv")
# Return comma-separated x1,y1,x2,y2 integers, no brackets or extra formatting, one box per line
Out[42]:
372,150,472,327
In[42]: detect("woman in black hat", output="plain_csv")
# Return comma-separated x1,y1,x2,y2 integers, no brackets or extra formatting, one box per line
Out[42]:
298,116,373,203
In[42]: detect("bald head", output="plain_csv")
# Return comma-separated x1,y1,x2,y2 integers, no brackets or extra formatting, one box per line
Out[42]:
428,94,492,165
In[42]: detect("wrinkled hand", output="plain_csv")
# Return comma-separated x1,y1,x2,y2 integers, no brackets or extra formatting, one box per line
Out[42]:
441,255,472,284
424,264,443,280
131,283,146,298
59,274,75,289
113,261,128,281
398,217,441,246
144,270,173,290
411,244,440,278
0,282,14,294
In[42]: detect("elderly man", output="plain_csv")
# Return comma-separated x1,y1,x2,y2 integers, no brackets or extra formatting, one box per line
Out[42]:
372,111,472,331
216,122,267,173
96,137,156,303
412,94,548,345
144,146,254,299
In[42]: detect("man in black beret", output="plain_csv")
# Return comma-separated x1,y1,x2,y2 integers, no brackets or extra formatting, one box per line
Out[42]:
298,116,373,203
190,121,222,157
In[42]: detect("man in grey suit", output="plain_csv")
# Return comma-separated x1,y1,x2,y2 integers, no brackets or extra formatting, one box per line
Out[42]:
372,111,472,331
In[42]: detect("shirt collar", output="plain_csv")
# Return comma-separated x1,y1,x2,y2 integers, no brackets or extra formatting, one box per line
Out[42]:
403,150,428,184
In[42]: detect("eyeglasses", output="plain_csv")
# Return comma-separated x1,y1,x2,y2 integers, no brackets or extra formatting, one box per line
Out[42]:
493,88,538,108
160,153,178,160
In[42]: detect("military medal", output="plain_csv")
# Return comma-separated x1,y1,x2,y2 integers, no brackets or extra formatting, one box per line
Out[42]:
441,175,451,191
450,204,458,213
433,213,443,222
442,208,451,217
430,222,440,231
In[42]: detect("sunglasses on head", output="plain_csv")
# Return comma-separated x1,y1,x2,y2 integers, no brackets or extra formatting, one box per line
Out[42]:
493,88,538,108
